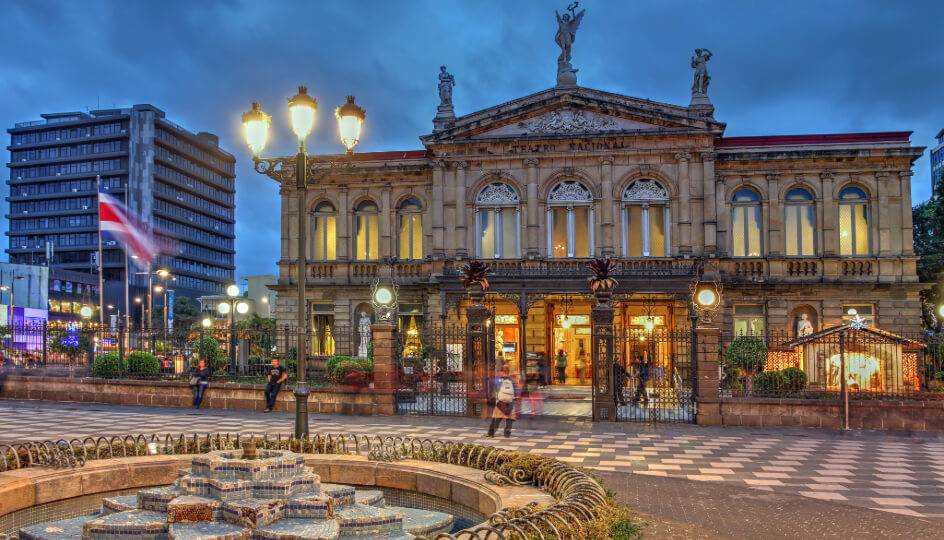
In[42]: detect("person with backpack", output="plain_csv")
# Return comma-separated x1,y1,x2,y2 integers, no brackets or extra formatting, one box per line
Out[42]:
486,372,517,437
631,354,650,405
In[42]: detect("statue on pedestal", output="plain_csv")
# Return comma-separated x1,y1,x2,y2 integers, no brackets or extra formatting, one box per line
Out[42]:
357,311,372,358
554,2,585,86
433,65,457,132
796,313,814,337
689,48,714,113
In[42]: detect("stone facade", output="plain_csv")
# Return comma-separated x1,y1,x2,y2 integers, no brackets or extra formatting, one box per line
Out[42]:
270,85,925,360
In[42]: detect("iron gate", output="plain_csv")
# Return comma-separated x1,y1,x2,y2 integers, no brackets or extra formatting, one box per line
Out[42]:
395,325,471,416
615,328,695,423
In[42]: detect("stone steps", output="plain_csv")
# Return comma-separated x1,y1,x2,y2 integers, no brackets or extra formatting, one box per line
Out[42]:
82,509,169,539
18,516,95,540
168,522,250,540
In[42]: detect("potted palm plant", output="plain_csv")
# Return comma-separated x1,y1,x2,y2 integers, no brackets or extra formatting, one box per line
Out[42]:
587,258,619,304
460,260,491,303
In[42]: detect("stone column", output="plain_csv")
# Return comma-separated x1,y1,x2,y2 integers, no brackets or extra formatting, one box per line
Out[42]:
432,161,445,259
465,286,491,418
371,321,397,415
876,172,892,256
455,162,469,258
702,153,717,255
337,185,349,260
600,157,615,257
380,184,392,260
900,171,915,256
766,174,781,257
695,324,721,425
715,175,728,256
676,153,692,255
525,158,540,258
820,172,836,256
591,290,616,422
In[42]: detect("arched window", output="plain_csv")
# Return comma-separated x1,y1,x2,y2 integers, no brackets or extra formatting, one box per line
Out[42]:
839,186,870,256
731,187,762,257
621,179,670,257
354,200,379,261
475,182,520,259
311,201,336,261
398,197,423,260
547,180,593,258
784,187,815,256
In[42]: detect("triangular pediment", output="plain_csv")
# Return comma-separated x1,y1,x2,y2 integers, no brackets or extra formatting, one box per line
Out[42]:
422,86,725,145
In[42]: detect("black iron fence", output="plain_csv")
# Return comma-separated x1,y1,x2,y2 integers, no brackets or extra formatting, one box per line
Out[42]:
614,328,694,423
720,329,944,401
0,323,365,385
394,325,469,416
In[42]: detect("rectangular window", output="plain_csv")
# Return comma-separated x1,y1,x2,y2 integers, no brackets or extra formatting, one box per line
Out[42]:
785,205,815,256
649,205,666,257
574,206,590,257
842,304,874,326
733,304,765,336
840,203,869,256
501,207,517,259
313,215,336,260
399,213,423,260
551,207,568,258
355,214,378,260
627,206,643,257
479,210,496,259
732,206,762,257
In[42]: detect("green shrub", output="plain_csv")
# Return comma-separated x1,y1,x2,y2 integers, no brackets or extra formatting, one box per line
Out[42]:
726,336,768,393
92,352,126,378
127,351,160,376
326,356,373,386
781,367,808,392
191,337,227,371
752,371,787,397
935,370,944,382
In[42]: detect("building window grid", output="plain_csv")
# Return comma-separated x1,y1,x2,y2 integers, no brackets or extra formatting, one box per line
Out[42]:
398,198,424,261
474,182,521,260
155,128,235,175
10,122,125,146
731,188,763,257
838,186,871,257
311,202,337,261
154,164,234,206
784,187,816,257
546,181,593,258
354,201,379,261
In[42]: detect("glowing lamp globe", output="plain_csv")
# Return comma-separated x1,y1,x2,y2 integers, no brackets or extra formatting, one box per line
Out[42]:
335,95,366,154
939,305,944,318
288,86,317,141
562,316,572,329
236,301,250,315
226,284,240,297
241,102,271,155
201,318,212,328
847,308,858,316
644,318,655,331
79,306,93,318
217,302,231,315
373,286,393,306
696,288,717,308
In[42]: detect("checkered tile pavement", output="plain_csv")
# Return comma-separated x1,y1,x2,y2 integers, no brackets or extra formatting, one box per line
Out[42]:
1,400,942,520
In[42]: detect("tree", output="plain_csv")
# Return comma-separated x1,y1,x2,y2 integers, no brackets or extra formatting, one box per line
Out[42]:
725,336,768,395
913,190,944,331
173,296,201,331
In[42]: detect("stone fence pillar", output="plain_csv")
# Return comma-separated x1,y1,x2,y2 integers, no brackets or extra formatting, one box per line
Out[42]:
695,325,721,425
465,288,491,418
591,291,616,422
372,322,397,415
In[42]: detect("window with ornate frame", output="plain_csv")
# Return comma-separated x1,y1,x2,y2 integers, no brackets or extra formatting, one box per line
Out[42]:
621,179,670,257
475,182,520,259
838,186,870,256
784,187,815,257
354,200,379,261
398,197,424,260
731,187,762,257
311,201,336,261
547,180,593,258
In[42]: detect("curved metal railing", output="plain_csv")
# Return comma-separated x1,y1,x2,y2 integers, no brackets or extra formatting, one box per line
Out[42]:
0,432,608,539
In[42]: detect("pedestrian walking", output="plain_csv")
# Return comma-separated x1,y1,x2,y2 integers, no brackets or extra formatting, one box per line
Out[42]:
613,359,630,406
189,359,211,409
486,372,517,437
631,354,650,405
263,358,288,412
554,349,568,384
576,349,587,385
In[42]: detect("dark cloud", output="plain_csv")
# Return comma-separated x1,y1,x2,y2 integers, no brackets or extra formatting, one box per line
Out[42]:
2,0,941,277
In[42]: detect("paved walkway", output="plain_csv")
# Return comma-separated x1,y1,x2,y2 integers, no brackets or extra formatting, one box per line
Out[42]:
1,400,942,532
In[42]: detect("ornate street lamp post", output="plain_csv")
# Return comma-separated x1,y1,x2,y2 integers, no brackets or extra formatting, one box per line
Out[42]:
218,284,248,375
241,89,365,438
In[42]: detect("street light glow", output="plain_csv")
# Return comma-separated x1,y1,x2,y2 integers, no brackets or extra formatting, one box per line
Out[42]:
156,268,170,278
696,288,717,308
938,305,944,319
154,285,164,293
236,301,249,314
288,86,317,141
241,102,271,155
217,302,231,315
373,286,393,306
336,95,366,154
226,284,240,297
79,306,93,318
201,317,213,328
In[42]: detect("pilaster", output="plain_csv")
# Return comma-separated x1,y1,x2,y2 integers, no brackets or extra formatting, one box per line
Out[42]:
676,152,692,255
337,185,349,260
432,161,445,258
820,171,836,256
455,161,469,258
600,156,615,257
900,171,915,256
525,158,540,258
380,184,392,260
702,152,717,255
766,174,781,257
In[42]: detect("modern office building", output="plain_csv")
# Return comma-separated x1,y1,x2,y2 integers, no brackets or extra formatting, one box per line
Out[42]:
932,128,944,197
6,105,236,322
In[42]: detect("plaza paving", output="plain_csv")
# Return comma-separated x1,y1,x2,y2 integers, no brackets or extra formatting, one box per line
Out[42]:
0,400,941,537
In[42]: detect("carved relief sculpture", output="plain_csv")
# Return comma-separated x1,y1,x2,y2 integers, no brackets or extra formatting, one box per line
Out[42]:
520,109,618,135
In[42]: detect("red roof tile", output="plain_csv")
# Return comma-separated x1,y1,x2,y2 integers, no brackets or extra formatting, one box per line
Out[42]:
715,131,912,148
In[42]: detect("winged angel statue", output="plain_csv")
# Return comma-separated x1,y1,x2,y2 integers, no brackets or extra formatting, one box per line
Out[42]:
555,2,585,65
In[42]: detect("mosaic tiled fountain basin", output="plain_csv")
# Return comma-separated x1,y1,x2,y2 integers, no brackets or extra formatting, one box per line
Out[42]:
19,448,454,539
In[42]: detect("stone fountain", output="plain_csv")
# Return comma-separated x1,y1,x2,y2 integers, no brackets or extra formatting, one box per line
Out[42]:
20,441,454,539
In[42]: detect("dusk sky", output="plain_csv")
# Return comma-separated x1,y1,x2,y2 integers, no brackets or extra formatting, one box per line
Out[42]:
2,0,941,278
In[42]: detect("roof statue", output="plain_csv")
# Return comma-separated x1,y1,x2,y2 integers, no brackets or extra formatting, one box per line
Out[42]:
433,65,457,132
555,2,585,87
689,48,714,115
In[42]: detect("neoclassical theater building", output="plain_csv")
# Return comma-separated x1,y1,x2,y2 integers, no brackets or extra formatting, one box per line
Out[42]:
271,40,924,385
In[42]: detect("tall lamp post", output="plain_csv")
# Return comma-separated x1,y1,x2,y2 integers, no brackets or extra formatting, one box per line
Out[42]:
218,284,249,375
2,275,26,348
241,87,366,438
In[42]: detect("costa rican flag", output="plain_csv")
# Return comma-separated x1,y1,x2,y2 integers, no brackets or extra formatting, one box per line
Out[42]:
98,191,158,267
